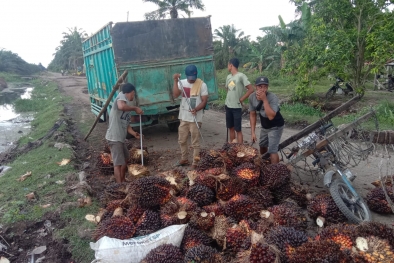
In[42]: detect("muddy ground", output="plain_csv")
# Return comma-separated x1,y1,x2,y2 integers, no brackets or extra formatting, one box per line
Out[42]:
1,72,393,263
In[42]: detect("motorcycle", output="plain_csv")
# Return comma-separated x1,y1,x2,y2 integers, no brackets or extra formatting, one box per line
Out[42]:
325,76,354,99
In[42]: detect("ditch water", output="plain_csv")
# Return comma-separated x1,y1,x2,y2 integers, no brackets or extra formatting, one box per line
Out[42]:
0,85,34,154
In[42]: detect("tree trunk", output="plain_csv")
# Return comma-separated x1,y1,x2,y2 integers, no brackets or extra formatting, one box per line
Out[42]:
170,8,178,18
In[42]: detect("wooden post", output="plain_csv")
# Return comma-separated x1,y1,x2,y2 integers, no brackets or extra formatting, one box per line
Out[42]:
84,70,128,141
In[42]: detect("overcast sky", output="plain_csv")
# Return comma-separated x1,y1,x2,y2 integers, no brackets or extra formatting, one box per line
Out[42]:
0,0,297,67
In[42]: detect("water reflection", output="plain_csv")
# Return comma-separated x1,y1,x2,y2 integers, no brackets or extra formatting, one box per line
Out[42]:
0,87,33,122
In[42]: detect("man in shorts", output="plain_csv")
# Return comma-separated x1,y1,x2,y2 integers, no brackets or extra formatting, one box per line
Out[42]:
225,58,254,143
249,76,284,164
105,83,143,183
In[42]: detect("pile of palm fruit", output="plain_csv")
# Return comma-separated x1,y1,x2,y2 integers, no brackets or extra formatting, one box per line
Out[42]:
93,143,394,263
366,176,394,214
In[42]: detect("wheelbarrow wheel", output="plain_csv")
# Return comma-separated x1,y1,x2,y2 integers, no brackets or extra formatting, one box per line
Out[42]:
329,178,371,224
167,120,180,132
325,87,336,99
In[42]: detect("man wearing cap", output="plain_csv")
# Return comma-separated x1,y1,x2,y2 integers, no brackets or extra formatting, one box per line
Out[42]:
106,83,143,183
173,65,208,168
225,58,254,143
249,76,284,164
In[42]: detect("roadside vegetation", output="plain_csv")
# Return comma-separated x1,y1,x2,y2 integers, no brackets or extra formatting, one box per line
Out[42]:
0,79,97,262
0,49,43,75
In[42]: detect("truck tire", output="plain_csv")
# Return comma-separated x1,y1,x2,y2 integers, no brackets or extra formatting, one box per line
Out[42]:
167,121,180,132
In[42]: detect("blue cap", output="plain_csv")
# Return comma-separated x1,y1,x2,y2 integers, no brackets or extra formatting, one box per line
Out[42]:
185,65,198,81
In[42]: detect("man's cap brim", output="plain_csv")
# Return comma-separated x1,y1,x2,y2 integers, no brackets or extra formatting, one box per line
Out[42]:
187,75,197,80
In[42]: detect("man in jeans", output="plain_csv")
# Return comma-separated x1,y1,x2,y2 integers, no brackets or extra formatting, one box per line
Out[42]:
105,83,143,183
225,58,254,143
173,65,208,169
249,76,284,164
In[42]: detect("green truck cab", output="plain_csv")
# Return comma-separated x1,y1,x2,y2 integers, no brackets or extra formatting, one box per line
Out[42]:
82,17,218,131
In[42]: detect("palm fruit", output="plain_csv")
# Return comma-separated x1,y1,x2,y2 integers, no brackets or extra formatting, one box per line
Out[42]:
93,215,135,241
197,149,225,171
181,226,212,252
225,224,251,253
272,182,292,203
203,202,225,216
134,210,161,237
260,163,291,190
126,205,146,225
289,182,310,207
127,176,172,208
184,245,219,263
371,176,393,187
232,162,260,186
160,197,197,227
194,173,221,191
245,186,273,209
129,147,148,164
186,184,215,207
357,222,394,248
216,177,246,201
96,152,114,175
265,226,308,253
99,182,127,207
189,210,215,231
267,202,307,230
223,194,263,222
222,143,259,166
158,168,187,195
287,240,349,263
366,186,394,214
140,244,184,263
352,236,394,263
307,194,347,225
249,243,278,263
317,224,357,250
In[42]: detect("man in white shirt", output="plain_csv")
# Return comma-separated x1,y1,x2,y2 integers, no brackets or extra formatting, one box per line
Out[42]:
172,65,208,169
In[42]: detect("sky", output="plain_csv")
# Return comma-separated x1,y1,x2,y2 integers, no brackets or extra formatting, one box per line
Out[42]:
0,0,297,67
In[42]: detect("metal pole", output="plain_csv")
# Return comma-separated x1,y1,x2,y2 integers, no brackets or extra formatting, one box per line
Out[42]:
178,79,205,144
139,115,144,166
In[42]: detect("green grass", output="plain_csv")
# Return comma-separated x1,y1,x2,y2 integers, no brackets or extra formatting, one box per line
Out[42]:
0,72,20,82
281,102,324,125
0,78,96,262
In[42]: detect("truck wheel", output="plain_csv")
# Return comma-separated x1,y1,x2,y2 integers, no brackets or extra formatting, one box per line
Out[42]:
167,121,180,132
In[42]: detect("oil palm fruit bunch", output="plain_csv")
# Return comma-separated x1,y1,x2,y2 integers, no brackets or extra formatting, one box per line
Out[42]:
93,215,135,241
105,199,128,214
265,226,308,256
127,176,172,208
140,244,184,263
307,194,347,226
267,202,307,230
208,215,235,248
216,177,246,201
249,243,278,263
186,184,215,207
352,236,394,263
184,245,221,263
260,163,291,190
99,182,127,207
357,222,394,248
134,210,161,237
289,182,310,207
129,147,148,164
222,143,259,166
287,240,349,263
317,224,357,251
232,162,260,186
99,152,112,166
366,186,394,214
158,168,187,195
189,210,215,231
223,194,263,222
126,205,146,225
197,149,225,171
194,172,228,191
225,224,251,254
181,225,213,252
245,186,273,209
160,197,197,227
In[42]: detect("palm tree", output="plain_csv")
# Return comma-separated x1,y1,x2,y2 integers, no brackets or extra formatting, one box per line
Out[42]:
214,25,250,66
143,0,205,20
243,40,280,73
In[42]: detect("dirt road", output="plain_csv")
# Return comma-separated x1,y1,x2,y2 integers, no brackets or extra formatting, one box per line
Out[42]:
48,73,393,225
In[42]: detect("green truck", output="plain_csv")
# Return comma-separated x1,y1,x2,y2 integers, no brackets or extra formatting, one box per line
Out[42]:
82,17,218,131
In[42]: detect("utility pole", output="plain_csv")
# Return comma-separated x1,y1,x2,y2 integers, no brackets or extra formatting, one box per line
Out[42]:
127,11,129,22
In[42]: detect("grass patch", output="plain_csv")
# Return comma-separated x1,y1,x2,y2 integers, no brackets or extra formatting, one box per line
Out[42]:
281,102,324,126
0,72,20,82
0,78,95,262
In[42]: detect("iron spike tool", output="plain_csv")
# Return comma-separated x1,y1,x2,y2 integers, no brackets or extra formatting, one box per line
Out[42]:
139,115,144,166
178,78,205,144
